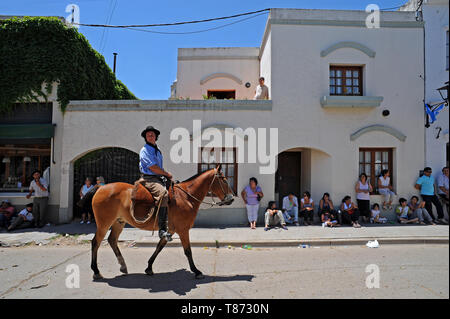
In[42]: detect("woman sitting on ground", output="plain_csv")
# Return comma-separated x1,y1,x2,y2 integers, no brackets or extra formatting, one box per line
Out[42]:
340,196,361,228
299,191,315,226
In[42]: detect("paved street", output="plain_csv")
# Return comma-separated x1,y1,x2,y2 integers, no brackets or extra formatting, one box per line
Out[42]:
0,244,448,299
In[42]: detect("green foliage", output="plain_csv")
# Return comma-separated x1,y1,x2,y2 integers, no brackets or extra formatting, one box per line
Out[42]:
0,16,136,113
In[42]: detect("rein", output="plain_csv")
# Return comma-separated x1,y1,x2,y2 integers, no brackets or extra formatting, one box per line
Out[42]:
173,172,233,207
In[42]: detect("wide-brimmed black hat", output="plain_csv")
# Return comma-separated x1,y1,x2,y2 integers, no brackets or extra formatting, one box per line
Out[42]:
141,126,160,138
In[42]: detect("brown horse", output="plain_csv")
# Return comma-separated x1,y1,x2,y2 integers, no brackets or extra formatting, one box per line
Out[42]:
90,166,234,280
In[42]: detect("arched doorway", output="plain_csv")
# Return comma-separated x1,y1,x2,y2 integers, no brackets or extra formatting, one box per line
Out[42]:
72,147,140,217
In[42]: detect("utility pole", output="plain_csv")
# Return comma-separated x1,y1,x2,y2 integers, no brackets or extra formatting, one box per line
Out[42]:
113,52,118,74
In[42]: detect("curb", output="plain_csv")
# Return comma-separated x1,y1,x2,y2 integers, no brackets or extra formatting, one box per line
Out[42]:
133,236,449,248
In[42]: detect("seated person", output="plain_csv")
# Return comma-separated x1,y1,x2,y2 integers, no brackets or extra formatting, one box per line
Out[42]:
8,203,34,231
408,196,435,225
319,192,337,221
264,201,288,231
396,198,419,224
282,192,299,225
340,196,361,228
370,203,388,224
300,191,315,226
321,210,340,227
0,200,16,229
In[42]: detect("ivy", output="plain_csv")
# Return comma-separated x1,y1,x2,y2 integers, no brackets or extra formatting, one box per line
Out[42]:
0,16,137,113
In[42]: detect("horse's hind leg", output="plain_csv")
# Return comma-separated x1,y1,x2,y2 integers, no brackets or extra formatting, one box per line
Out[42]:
145,237,168,276
179,231,204,279
91,226,108,280
108,219,128,274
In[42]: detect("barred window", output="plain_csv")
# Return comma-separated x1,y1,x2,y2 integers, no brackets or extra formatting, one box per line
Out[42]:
359,148,393,194
330,66,363,96
198,147,237,194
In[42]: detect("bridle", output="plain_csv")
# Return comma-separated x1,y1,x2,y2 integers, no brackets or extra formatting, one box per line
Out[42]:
173,172,235,207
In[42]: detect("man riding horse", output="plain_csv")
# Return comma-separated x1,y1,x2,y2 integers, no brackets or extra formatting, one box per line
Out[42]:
139,125,173,242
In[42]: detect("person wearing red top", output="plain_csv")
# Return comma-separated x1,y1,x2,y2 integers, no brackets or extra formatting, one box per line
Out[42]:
0,200,16,229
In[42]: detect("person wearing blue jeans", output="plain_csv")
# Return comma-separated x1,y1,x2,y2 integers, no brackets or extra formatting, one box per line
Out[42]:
415,167,448,225
282,193,299,226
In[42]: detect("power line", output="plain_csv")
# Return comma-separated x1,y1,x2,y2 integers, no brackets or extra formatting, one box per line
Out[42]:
100,0,118,53
74,8,270,28
122,12,268,35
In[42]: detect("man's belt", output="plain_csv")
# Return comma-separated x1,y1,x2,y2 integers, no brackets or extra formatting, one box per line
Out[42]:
141,174,164,181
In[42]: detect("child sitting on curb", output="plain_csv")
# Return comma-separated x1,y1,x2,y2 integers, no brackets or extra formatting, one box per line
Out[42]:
370,203,388,224
396,198,419,224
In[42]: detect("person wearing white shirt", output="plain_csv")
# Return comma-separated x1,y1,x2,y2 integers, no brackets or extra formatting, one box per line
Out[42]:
282,193,299,225
253,77,269,100
7,203,34,231
26,170,49,228
378,170,395,210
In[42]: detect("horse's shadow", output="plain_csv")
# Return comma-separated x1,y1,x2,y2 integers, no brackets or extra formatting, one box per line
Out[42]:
97,269,254,296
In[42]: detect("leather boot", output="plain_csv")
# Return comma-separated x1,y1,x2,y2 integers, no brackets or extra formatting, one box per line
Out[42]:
158,206,172,241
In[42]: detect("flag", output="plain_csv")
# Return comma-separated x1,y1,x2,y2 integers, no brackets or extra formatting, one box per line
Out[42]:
425,103,445,124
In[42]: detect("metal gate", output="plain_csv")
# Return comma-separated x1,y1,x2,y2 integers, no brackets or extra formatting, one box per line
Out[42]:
73,147,140,217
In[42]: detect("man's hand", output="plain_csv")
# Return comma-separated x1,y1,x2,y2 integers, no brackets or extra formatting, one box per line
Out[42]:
26,194,31,199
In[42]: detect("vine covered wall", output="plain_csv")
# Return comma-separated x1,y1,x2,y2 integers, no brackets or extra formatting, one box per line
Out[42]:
0,17,137,113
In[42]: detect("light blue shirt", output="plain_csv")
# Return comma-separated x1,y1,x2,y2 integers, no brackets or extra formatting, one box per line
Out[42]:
282,196,298,211
139,143,163,175
416,175,435,196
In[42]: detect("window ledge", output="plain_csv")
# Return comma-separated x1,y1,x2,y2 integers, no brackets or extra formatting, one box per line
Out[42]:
320,95,383,108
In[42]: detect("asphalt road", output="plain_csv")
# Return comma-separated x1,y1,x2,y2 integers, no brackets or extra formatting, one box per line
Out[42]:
0,244,448,299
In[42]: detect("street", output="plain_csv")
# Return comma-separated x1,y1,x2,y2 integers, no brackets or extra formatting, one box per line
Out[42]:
0,244,448,299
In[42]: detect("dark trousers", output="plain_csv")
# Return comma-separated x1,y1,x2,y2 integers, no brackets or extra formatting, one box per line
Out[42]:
356,199,371,218
299,209,314,222
342,209,360,224
33,197,48,227
9,217,33,230
421,195,444,220
438,194,449,214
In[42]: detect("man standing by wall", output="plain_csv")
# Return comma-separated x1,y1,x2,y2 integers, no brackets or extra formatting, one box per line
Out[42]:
26,170,49,228
254,77,269,100
415,167,448,224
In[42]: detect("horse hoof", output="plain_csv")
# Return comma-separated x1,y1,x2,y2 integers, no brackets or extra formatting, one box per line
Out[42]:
93,273,103,280
195,273,205,280
120,266,128,274
145,268,153,276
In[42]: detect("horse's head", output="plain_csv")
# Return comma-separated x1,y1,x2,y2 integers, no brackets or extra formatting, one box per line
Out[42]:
210,165,235,206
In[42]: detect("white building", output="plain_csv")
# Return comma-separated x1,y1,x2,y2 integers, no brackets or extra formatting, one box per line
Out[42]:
1,9,431,225
401,0,449,178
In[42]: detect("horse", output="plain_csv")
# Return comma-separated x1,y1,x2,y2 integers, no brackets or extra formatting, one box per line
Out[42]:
89,166,235,280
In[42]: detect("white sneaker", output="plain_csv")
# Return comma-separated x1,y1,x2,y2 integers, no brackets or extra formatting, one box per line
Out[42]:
80,220,84,224
87,221,91,225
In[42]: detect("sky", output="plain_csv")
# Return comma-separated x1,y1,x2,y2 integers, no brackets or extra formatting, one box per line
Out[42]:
0,0,406,100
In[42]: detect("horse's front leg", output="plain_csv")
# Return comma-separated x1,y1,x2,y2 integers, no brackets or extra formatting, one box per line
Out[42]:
145,237,168,276
179,230,204,279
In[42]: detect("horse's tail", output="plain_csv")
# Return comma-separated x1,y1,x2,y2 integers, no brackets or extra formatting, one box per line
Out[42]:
79,186,99,214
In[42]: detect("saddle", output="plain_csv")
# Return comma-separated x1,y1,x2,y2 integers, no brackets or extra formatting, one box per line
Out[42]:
130,178,176,222
130,180,155,222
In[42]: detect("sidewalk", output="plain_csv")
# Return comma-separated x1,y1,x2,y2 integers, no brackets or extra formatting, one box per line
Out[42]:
0,222,448,247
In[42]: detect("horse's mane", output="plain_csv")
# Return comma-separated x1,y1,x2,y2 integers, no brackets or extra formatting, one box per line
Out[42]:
181,168,215,183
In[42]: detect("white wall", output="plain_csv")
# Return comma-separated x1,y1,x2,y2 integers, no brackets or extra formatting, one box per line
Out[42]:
423,1,449,175
176,47,260,100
